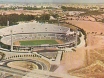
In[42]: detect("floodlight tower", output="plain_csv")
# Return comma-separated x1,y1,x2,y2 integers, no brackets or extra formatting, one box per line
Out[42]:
75,28,78,47
7,20,13,51
10,30,13,51
57,17,60,26
7,21,9,26
8,20,13,51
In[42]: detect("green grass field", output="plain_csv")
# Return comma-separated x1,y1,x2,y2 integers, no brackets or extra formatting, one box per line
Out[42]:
20,40,59,45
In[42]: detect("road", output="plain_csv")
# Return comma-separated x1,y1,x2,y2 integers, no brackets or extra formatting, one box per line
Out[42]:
0,65,80,78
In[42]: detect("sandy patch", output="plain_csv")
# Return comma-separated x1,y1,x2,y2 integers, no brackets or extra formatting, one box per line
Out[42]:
7,61,38,71
66,20,104,34
61,48,86,71
56,39,64,44
13,41,20,46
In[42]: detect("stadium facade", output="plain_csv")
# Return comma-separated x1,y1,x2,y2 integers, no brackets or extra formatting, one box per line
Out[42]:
0,22,77,52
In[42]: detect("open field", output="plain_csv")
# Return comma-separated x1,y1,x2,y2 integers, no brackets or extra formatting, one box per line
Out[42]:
66,20,104,34
53,16,104,78
19,40,59,45
59,34,104,78
67,48,104,78
7,61,38,70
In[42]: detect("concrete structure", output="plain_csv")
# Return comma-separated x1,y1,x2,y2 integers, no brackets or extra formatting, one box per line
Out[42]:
0,21,76,51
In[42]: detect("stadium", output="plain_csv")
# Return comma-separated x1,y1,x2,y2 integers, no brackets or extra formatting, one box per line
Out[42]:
0,21,79,78
0,21,77,52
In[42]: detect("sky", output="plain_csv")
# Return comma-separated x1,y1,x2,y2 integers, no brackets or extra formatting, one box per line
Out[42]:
1,0,104,3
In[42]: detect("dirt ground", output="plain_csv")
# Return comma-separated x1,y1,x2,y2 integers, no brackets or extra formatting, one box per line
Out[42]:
58,19,104,78
56,39,64,44
61,48,86,70
13,41,20,46
66,20,104,34
7,61,38,71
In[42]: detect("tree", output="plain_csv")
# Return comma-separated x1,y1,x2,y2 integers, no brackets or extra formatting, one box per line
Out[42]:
37,14,50,23
52,14,59,18
0,14,35,26
61,6,67,10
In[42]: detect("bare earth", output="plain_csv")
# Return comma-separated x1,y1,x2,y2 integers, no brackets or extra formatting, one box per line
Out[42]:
66,20,104,34
14,41,20,46
56,39,64,44
58,19,104,78
7,61,38,71
61,48,86,71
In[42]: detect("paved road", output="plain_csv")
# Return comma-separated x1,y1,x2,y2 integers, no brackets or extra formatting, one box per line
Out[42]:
0,65,80,78
77,33,85,48
0,66,27,76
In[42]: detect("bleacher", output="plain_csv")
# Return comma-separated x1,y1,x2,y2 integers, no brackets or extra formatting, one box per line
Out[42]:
0,22,77,51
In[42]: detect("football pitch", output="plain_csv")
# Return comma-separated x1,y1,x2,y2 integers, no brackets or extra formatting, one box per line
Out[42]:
19,40,59,45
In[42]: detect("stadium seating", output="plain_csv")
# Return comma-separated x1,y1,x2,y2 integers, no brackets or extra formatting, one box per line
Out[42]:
0,22,76,50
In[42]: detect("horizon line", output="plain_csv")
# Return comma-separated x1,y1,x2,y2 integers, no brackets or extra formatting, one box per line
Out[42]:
0,1,104,4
